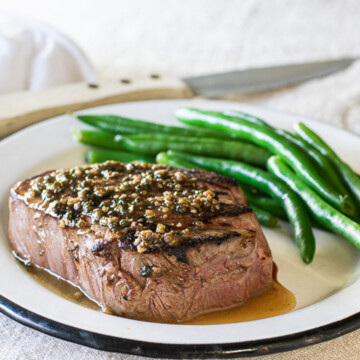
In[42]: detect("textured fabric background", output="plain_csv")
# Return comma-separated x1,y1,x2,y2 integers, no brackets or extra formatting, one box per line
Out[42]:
0,13,97,93
1,0,360,359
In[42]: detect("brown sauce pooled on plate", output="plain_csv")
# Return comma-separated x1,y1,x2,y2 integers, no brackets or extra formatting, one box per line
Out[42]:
20,259,295,324
21,261,102,312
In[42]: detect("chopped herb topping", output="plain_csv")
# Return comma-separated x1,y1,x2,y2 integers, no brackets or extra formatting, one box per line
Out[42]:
20,161,243,253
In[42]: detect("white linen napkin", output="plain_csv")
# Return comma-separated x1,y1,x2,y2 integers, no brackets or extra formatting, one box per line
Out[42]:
0,13,97,94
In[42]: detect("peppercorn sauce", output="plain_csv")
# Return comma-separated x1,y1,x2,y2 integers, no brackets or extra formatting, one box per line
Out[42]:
18,161,251,254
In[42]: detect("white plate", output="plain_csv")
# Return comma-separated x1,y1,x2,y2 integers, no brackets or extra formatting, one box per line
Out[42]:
1,99,360,358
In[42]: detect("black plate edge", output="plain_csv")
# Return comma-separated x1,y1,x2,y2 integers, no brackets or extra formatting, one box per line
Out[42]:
1,294,360,358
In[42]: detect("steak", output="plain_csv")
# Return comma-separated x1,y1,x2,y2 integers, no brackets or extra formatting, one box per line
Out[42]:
9,161,273,323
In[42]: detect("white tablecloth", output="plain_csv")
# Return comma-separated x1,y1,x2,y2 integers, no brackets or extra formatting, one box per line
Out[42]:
1,0,360,359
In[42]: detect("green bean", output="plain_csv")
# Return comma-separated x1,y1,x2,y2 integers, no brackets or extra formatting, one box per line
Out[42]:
276,129,351,196
155,151,203,169
168,150,316,263
239,184,269,197
225,111,350,194
175,107,354,216
72,128,127,150
116,134,271,167
223,110,270,127
249,205,279,228
241,188,288,220
294,122,360,207
267,156,360,249
85,149,154,164
227,111,354,205
77,114,233,139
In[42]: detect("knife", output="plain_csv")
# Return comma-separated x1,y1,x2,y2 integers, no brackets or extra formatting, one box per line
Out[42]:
0,58,355,138
183,58,356,97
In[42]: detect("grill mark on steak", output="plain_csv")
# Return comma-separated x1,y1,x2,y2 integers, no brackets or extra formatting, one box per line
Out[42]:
166,230,255,263
183,170,238,187
215,205,252,218
92,214,255,256
91,242,111,253
9,162,273,322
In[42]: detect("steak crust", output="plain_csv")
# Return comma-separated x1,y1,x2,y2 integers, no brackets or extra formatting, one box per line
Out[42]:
9,162,273,322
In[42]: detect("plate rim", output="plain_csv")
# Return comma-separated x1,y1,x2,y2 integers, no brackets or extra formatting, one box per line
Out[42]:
1,98,360,357
1,294,360,358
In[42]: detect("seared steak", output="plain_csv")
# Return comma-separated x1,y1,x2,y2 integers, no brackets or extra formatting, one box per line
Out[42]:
9,161,272,322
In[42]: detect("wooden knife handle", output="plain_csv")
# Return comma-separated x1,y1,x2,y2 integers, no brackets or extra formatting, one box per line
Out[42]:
0,74,193,139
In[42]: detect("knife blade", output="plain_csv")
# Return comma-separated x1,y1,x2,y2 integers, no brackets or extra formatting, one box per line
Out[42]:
182,58,356,97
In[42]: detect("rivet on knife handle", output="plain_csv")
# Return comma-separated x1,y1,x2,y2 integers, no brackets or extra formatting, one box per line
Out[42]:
0,74,193,139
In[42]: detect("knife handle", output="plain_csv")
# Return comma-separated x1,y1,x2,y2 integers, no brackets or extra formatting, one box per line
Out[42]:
0,74,193,139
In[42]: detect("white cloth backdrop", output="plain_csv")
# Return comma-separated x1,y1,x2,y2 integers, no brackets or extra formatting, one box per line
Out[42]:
0,0,360,359
1,0,360,131
0,13,97,93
